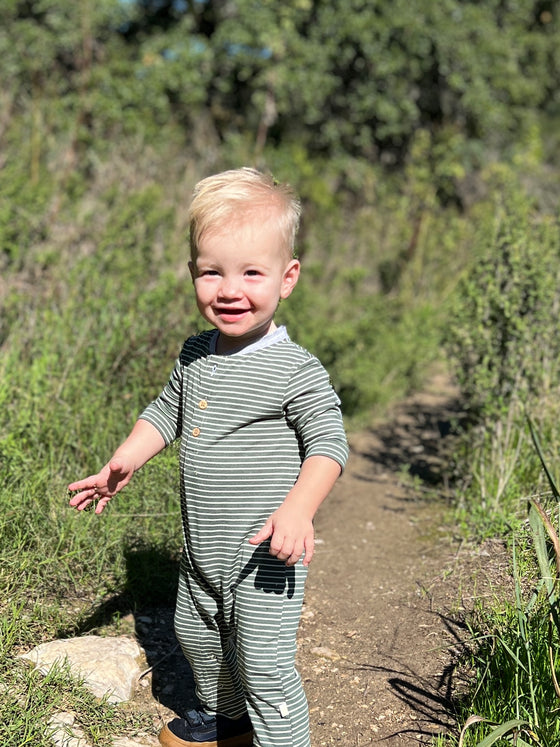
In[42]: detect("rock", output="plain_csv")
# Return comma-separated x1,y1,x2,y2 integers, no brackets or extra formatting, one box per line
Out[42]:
47,712,88,747
310,646,341,661
19,636,144,703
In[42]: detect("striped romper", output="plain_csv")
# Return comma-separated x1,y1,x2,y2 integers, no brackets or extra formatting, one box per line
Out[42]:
139,326,348,747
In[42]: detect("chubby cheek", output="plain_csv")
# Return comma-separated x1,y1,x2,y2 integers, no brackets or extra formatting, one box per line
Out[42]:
192,285,213,318
193,279,213,302
195,300,216,326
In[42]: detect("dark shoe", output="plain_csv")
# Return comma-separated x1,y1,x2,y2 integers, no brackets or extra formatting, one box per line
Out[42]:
158,709,253,746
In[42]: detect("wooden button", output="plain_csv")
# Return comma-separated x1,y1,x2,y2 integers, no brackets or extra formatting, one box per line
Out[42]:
192,427,201,437
199,399,208,409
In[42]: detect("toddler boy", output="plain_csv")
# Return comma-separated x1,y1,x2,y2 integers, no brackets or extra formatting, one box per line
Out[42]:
69,168,348,747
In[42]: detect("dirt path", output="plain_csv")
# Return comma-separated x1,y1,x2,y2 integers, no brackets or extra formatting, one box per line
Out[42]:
134,375,508,746
298,377,467,746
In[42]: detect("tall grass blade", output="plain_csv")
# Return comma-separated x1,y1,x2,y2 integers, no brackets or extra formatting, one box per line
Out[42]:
547,615,560,700
459,717,532,747
527,421,560,704
476,721,535,746
529,500,559,596
527,415,560,500
529,501,560,700
512,538,539,725
529,499,560,578
458,715,487,747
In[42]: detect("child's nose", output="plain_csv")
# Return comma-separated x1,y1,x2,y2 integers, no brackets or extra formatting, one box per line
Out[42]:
218,276,241,298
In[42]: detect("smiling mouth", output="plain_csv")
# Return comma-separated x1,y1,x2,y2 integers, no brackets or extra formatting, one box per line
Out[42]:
215,307,249,318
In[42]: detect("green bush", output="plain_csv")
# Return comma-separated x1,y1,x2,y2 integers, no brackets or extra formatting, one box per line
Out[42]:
443,175,560,531
446,180,560,417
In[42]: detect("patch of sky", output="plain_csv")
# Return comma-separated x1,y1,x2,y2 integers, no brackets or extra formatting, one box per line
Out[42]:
226,43,272,60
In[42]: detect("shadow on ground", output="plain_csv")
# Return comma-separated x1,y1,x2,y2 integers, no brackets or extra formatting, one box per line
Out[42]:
58,546,197,716
337,603,472,744
357,385,467,486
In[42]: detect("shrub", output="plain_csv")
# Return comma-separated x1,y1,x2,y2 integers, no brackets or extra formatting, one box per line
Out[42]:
446,181,560,417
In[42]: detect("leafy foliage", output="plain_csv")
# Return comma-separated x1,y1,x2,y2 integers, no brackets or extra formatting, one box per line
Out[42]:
1,0,558,167
445,431,560,747
442,174,560,530
446,181,560,417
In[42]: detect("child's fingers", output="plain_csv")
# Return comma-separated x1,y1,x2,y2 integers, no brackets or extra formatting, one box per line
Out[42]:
248,518,273,545
94,496,112,514
276,534,314,567
268,532,300,566
302,536,315,567
67,475,100,492
68,490,97,511
282,537,307,566
68,492,83,507
68,485,113,513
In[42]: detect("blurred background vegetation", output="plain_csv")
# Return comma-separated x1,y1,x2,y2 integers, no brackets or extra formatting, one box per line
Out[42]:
1,1,560,744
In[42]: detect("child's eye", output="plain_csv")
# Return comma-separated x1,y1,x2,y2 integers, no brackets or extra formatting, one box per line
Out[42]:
200,269,219,276
245,269,261,277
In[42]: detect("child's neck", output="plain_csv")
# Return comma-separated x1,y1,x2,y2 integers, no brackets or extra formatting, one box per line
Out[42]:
216,322,278,355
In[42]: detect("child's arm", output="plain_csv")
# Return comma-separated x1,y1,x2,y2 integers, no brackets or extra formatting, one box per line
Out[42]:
68,419,166,515
249,454,342,567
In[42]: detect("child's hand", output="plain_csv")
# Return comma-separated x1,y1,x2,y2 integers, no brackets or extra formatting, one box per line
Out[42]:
68,457,134,515
249,502,315,567
249,456,341,568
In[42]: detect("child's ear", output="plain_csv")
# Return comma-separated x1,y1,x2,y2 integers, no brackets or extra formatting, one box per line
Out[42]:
280,259,300,299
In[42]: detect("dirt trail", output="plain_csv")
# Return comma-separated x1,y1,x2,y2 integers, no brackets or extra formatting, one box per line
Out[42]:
134,374,509,746
295,374,510,746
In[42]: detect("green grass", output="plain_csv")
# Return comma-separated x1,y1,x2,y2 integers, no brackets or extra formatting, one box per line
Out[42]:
0,659,152,747
436,422,560,747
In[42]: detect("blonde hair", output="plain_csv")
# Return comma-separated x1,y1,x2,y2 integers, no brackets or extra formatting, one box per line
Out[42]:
188,168,301,260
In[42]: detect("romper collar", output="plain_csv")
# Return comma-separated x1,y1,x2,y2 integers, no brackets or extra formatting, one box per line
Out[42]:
209,326,290,356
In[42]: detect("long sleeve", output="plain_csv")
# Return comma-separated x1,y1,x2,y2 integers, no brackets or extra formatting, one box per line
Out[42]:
283,356,348,471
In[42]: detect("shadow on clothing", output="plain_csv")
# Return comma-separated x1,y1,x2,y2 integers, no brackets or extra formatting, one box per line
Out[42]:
233,541,295,599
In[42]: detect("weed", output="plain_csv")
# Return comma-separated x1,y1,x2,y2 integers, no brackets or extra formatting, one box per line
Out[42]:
444,422,560,747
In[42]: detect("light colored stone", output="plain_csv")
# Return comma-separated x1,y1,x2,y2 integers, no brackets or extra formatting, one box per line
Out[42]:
113,737,159,746
47,712,88,747
310,646,341,661
20,636,143,703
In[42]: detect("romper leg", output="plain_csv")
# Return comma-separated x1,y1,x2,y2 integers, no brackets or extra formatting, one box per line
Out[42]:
174,554,248,718
231,547,310,747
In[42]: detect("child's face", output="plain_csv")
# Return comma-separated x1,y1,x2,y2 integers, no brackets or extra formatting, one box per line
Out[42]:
189,213,300,354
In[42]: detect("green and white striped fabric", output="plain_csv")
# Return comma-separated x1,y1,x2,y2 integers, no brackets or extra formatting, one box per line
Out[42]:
140,327,348,570
139,327,348,746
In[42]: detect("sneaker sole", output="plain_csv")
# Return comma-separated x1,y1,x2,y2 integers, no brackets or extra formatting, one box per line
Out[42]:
158,723,254,747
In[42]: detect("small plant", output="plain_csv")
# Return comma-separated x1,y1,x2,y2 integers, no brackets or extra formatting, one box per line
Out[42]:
452,418,560,747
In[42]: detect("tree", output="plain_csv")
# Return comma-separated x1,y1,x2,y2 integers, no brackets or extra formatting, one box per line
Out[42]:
2,0,557,168
198,0,559,161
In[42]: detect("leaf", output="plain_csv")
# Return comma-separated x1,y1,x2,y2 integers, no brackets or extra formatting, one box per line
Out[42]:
476,719,531,747
529,498,560,579
458,715,490,747
459,716,535,747
528,500,558,599
548,614,560,700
